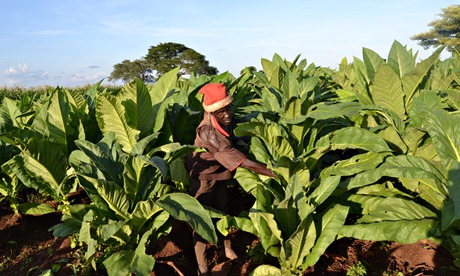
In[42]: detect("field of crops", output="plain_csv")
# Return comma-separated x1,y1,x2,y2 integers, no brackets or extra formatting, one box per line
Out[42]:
1,40,460,275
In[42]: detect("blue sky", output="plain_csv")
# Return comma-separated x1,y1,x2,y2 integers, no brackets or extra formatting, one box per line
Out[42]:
0,0,455,88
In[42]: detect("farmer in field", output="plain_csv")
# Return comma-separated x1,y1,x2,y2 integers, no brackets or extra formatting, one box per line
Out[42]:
186,83,277,275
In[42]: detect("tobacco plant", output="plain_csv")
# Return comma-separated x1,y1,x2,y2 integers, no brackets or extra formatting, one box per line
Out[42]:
51,70,222,275
216,43,460,274
0,87,90,214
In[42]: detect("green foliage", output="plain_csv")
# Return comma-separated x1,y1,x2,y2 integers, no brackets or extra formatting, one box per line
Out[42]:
346,261,367,276
52,74,217,275
411,5,460,55
146,42,218,78
109,42,219,83
108,59,154,83
221,45,459,274
1,39,460,275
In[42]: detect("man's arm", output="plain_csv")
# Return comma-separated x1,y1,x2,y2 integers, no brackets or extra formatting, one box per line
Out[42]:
200,125,276,177
241,158,277,178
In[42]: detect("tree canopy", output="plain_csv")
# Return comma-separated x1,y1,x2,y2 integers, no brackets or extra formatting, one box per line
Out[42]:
109,42,218,83
411,5,460,55
109,59,154,83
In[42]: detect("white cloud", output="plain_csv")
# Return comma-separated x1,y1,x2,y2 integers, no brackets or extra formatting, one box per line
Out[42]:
2,64,110,88
69,71,108,84
6,64,31,74
5,64,49,86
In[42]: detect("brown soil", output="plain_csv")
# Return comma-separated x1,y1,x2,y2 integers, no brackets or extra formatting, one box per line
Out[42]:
1,188,459,276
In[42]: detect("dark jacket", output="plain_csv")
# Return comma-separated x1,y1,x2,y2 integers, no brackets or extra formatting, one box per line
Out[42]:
186,115,246,181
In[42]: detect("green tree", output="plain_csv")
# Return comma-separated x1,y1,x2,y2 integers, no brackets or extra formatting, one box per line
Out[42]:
109,42,218,83
145,42,218,78
108,59,154,83
411,5,460,55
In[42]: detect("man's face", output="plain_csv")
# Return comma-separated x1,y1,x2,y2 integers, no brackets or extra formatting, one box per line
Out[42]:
212,105,233,126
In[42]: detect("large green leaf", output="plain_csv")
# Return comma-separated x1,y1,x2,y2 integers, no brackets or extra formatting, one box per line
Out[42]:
362,47,384,82
261,58,276,80
103,229,155,276
372,63,406,118
130,132,160,157
307,102,363,121
17,203,56,215
152,97,174,134
413,100,460,167
298,76,320,103
51,204,96,237
347,155,446,191
249,137,273,165
363,106,406,139
135,155,167,177
321,152,389,177
79,176,130,220
131,198,167,232
283,215,316,273
275,198,299,239
402,47,443,105
31,88,71,151
96,94,140,153
387,40,415,78
234,167,263,194
303,204,349,268
65,88,88,118
381,155,445,183
74,138,124,183
168,158,190,189
0,98,21,132
79,210,98,260
352,57,369,97
168,104,201,145
151,143,197,163
156,193,217,244
308,175,341,206
250,264,282,276
348,194,437,222
149,67,179,106
123,156,158,202
441,161,460,231
3,149,65,200
235,121,294,159
284,97,304,121
287,169,311,220
99,220,128,242
83,79,102,110
148,68,180,133
25,137,68,185
317,127,392,153
446,161,460,225
339,218,435,244
254,181,278,213
216,215,257,236
249,211,283,257
253,72,283,114
401,178,446,211
118,79,154,138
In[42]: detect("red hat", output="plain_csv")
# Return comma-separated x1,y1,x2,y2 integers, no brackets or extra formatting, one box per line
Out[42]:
199,83,233,113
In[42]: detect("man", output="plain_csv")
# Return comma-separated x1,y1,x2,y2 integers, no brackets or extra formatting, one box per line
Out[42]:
186,83,276,275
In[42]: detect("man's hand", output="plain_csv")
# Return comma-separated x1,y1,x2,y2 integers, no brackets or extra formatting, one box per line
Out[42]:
241,158,277,178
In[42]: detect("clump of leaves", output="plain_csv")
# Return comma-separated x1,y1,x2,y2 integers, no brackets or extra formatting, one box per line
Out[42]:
347,261,367,276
